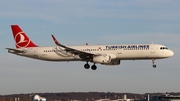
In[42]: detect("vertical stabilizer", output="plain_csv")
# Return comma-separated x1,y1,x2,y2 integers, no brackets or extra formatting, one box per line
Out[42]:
11,25,38,48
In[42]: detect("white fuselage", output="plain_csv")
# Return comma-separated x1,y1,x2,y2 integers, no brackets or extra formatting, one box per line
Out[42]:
10,44,174,62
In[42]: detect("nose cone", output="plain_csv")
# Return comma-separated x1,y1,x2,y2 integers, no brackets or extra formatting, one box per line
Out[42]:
169,50,174,57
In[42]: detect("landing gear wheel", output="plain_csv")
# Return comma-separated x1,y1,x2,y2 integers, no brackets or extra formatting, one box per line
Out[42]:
91,65,97,70
152,59,156,68
84,63,90,69
153,65,156,68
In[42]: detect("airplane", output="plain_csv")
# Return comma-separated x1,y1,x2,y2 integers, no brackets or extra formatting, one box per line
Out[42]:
6,25,174,70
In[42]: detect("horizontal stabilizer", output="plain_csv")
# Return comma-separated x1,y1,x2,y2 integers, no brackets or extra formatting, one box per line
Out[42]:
5,48,26,53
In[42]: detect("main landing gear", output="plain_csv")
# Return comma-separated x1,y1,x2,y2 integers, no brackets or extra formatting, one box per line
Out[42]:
152,59,156,68
84,62,97,70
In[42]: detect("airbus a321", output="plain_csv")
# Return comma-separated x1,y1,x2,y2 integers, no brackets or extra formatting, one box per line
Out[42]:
6,25,174,70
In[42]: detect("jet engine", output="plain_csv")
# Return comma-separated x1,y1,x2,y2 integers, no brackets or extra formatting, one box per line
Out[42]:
102,59,120,65
93,55,111,63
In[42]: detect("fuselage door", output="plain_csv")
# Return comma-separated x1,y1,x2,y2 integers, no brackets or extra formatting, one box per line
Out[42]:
117,48,122,54
23,48,38,59
32,48,39,58
150,45,155,53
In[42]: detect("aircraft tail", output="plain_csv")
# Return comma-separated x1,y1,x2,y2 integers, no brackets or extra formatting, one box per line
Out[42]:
11,25,38,48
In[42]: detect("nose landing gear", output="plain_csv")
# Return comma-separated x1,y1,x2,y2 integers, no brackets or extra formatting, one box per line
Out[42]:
152,59,156,68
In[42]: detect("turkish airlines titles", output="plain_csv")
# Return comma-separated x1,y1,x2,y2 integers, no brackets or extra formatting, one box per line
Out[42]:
106,45,149,49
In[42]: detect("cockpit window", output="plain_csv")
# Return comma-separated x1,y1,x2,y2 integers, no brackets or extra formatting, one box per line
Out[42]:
160,47,168,50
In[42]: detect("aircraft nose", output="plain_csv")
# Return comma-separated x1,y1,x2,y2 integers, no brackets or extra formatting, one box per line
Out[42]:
169,50,174,57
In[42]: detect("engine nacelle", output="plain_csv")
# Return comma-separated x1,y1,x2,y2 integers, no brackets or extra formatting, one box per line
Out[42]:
102,59,120,65
93,55,111,63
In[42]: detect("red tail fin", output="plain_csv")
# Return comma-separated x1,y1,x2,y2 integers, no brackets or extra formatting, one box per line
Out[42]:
11,25,38,48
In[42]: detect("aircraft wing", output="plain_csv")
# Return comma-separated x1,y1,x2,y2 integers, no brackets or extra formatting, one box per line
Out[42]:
51,35,95,59
6,48,26,53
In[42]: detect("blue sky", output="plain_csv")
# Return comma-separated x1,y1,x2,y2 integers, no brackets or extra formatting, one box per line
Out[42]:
0,0,180,95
